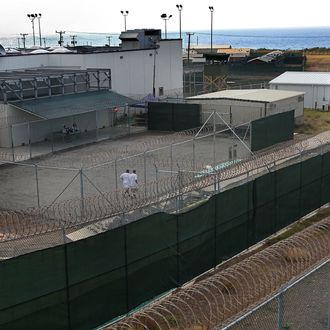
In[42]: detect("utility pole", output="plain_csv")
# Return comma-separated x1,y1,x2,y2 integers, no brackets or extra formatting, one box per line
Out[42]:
106,36,112,46
17,38,21,49
20,33,28,49
56,30,65,46
186,32,194,62
70,35,77,47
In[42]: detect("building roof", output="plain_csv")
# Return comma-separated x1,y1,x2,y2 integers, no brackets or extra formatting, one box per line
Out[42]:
192,44,231,49
187,89,304,103
9,90,136,120
248,50,283,64
270,71,330,86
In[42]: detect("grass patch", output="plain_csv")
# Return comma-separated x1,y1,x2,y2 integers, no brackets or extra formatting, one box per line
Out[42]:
295,108,330,135
265,205,330,246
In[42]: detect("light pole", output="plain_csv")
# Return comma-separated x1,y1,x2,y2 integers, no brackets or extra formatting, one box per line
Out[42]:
36,14,42,47
120,10,129,32
209,6,214,53
27,14,37,46
161,13,172,39
176,4,183,39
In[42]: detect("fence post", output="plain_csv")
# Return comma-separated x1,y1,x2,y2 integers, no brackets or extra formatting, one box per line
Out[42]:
95,110,99,141
10,125,15,162
213,111,216,167
80,168,85,218
192,138,196,171
50,120,54,153
144,151,147,196
62,227,72,330
28,122,32,159
170,144,173,173
155,165,159,201
115,159,118,190
277,292,284,330
35,164,40,208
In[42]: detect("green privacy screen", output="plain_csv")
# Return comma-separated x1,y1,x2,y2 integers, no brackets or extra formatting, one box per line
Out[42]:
1,151,330,330
148,102,201,131
250,110,294,151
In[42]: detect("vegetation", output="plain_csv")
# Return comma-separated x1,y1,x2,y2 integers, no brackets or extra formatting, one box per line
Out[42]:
295,108,330,135
265,205,330,246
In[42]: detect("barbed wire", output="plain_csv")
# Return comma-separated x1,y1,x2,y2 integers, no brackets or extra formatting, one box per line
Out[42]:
106,217,330,330
0,131,329,242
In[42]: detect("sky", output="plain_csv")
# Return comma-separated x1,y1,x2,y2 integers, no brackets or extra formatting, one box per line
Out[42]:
1,0,330,36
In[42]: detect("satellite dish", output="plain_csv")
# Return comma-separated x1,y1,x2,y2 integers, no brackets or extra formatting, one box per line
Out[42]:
0,44,6,56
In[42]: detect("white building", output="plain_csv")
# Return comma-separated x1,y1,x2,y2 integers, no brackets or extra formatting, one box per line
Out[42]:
269,72,330,110
187,89,304,126
0,30,183,150
0,29,183,99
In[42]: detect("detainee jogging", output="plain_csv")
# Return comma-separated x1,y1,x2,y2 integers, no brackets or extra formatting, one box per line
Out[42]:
120,169,131,196
129,170,138,197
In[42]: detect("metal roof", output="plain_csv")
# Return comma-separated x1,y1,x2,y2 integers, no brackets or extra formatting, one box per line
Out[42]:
9,90,136,120
187,89,304,103
270,71,330,86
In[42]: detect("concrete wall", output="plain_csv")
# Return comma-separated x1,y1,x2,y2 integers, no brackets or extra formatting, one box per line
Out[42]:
270,83,330,110
0,39,183,99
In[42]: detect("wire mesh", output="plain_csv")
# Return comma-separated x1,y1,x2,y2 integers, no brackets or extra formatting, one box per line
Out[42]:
106,218,330,330
1,130,330,247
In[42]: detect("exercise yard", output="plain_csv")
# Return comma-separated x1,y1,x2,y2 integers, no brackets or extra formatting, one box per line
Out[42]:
0,128,250,210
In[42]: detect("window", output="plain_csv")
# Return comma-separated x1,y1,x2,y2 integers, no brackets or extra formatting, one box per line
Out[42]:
159,87,164,96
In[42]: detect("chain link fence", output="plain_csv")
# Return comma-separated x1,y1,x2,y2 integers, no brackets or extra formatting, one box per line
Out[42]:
224,257,330,330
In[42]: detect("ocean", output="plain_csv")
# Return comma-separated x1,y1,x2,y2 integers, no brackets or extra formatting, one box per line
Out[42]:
1,27,330,50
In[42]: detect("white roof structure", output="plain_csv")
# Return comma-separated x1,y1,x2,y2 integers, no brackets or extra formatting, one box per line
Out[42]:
30,49,50,54
270,72,330,86
50,47,73,54
188,89,304,103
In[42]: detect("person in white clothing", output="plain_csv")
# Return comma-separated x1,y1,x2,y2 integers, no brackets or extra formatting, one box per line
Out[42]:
120,169,131,196
129,170,138,197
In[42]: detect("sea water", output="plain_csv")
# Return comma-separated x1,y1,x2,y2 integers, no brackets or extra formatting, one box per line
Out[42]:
1,27,330,50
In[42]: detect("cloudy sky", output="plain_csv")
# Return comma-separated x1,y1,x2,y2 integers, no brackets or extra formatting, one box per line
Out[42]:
1,0,330,36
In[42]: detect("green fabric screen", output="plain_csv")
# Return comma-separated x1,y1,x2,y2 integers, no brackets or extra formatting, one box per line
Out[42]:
2,152,330,330
250,110,294,151
67,226,126,330
126,213,177,310
215,184,252,262
177,198,216,284
148,102,201,131
0,246,68,330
